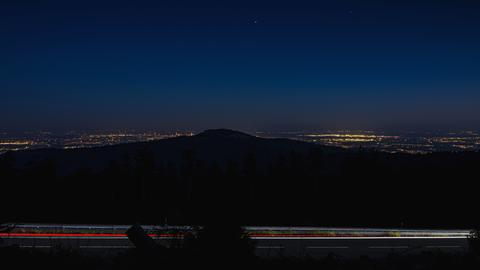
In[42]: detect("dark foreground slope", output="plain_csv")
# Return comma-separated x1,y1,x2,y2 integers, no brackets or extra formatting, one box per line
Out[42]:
0,129,478,228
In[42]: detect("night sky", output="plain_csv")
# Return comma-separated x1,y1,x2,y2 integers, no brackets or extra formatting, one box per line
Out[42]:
2,0,480,132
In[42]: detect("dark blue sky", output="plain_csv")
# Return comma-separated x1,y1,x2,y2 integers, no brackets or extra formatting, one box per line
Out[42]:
2,0,480,132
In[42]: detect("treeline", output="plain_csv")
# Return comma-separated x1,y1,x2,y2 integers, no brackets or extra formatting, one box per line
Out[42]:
1,141,479,228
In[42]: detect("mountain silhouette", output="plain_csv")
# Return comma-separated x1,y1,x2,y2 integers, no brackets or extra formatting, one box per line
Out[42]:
195,129,255,138
6,129,320,175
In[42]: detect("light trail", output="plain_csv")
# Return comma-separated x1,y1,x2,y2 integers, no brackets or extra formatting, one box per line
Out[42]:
250,236,468,240
0,233,469,240
0,233,182,239
0,224,472,241
1,224,470,258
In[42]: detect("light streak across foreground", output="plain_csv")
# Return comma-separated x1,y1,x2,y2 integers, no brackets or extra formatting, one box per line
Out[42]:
0,224,472,258
0,224,471,240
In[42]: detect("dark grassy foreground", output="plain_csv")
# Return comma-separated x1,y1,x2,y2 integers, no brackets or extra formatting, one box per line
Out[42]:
2,245,480,270
0,246,106,270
